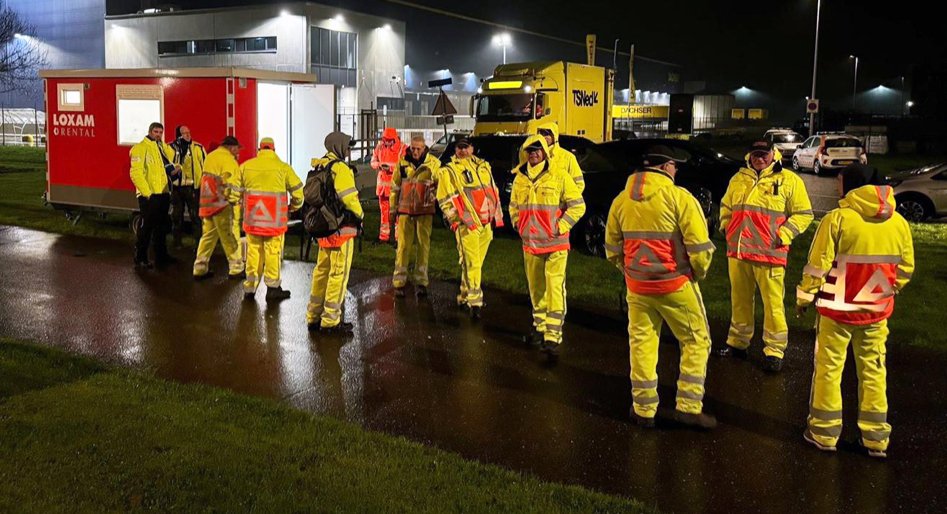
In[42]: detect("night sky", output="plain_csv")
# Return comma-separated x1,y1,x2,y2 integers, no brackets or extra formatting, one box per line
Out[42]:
108,0,944,113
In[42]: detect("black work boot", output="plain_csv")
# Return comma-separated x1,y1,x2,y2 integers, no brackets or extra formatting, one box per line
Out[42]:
228,271,246,281
629,408,656,429
523,329,544,347
762,356,784,373
673,410,718,430
540,341,560,363
394,287,406,298
265,286,291,302
134,258,153,269
319,321,354,335
470,306,482,320
194,271,215,281
715,345,749,359
416,285,428,298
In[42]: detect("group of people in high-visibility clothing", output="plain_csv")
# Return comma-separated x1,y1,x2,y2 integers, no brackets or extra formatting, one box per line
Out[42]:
129,123,913,458
605,139,912,457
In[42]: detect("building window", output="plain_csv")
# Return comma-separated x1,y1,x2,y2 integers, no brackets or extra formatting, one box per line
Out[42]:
116,84,164,146
310,27,357,88
157,37,277,56
57,83,85,112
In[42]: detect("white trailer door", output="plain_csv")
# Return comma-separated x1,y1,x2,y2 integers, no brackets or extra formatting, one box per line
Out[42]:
290,83,336,175
257,82,290,160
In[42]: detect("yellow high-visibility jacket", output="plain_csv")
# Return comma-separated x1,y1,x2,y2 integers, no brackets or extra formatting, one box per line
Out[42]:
199,147,239,218
797,184,914,325
129,137,176,198
174,140,207,188
229,149,304,237
437,155,503,230
311,152,363,248
508,135,586,255
391,151,440,216
606,167,715,295
719,150,813,266
537,121,584,193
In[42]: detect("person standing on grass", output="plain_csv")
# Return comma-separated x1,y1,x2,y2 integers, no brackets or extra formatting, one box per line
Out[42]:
605,145,717,430
390,136,440,298
129,121,181,269
371,127,406,243
796,163,914,459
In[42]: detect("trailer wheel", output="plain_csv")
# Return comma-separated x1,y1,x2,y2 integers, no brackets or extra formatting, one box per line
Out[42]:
130,213,144,236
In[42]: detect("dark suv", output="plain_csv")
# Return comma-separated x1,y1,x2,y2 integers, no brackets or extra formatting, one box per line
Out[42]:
440,136,740,256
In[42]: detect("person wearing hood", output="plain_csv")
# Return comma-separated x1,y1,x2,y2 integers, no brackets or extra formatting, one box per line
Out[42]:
193,135,245,281
170,125,207,248
605,145,717,430
796,164,914,459
537,122,584,193
229,137,304,303
390,135,440,297
436,136,504,318
717,139,813,372
508,135,585,361
372,127,407,243
307,132,364,334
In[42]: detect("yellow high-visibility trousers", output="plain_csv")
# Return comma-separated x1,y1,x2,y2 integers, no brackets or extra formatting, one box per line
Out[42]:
307,238,355,327
523,250,568,344
244,234,284,293
726,258,789,358
393,215,433,288
193,206,244,277
808,316,891,451
627,281,712,419
455,224,492,307
232,203,243,243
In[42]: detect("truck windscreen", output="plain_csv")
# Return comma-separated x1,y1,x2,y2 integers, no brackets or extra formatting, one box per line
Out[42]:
476,94,534,122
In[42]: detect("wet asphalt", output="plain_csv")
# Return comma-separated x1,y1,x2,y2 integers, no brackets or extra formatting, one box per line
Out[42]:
1,225,944,513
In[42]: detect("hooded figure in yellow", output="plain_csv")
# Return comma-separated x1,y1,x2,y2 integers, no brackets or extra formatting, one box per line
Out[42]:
718,139,813,372
536,122,584,193
509,135,585,361
797,164,913,459
229,137,304,302
605,145,718,430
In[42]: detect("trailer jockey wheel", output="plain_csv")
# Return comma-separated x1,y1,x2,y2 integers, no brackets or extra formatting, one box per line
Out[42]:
130,212,144,236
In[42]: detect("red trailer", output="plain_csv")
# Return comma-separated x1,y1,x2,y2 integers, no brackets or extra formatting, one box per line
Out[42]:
40,67,336,219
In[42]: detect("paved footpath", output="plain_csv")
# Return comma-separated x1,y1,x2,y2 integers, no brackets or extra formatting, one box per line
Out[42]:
1,226,944,513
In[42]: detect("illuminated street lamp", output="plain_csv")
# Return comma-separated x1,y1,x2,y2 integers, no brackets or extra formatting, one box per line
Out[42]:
492,33,512,65
849,55,859,111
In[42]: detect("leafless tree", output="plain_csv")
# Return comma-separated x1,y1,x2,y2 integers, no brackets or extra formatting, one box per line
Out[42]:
0,1,47,94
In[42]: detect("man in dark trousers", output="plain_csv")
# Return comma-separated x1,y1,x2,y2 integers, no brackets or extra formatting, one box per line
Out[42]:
129,122,180,268
171,125,206,248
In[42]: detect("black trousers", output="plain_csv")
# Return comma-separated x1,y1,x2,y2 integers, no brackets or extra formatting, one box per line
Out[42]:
135,194,171,263
171,186,200,243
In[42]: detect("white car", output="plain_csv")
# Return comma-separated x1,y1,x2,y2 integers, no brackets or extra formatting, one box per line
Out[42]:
763,128,805,161
888,163,947,222
792,133,868,175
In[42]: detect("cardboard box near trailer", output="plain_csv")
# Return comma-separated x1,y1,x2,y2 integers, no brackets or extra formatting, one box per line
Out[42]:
40,67,336,213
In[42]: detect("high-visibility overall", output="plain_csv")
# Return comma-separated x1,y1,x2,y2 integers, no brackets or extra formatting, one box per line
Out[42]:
606,168,716,419
308,154,364,328
797,185,914,452
193,147,244,277
229,149,304,294
391,151,439,288
720,151,813,358
372,128,406,242
437,154,504,307
536,122,584,193
509,136,585,345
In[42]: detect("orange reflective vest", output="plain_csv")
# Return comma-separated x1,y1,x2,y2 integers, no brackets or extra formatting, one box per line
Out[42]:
606,169,715,295
372,139,407,197
198,173,229,218
797,185,914,325
244,191,290,236
392,152,440,216
229,149,304,237
720,155,813,266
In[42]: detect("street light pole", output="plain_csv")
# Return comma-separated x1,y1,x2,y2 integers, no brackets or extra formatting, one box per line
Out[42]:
849,55,859,111
809,0,822,136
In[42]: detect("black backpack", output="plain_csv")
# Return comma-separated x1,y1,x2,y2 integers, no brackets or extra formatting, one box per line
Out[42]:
302,159,347,238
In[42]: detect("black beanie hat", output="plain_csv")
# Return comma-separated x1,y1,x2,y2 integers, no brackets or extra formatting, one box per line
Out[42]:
841,163,884,195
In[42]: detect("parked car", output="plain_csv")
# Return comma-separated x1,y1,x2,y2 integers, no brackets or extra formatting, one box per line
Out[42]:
763,128,805,161
792,133,867,175
887,163,947,222
440,135,740,256
430,130,472,158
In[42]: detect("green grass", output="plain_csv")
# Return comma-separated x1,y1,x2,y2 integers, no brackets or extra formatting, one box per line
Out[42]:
0,339,647,513
3,146,946,350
